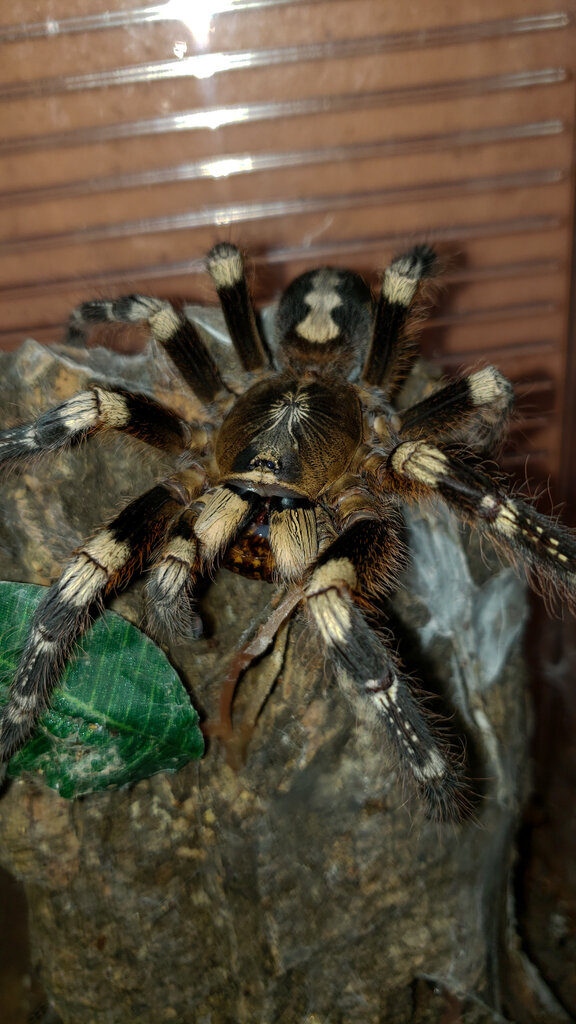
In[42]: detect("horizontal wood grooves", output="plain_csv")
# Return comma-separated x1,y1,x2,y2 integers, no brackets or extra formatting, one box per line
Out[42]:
1,0,575,491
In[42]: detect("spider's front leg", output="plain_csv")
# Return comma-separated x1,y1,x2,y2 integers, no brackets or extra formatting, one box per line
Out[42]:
305,496,462,820
0,479,189,764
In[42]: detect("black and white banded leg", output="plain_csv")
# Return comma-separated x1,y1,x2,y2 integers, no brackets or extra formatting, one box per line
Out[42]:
146,483,262,640
146,507,202,642
395,365,515,451
0,482,186,762
67,295,227,404
362,245,438,398
206,243,271,371
305,520,461,819
0,384,204,466
364,441,576,610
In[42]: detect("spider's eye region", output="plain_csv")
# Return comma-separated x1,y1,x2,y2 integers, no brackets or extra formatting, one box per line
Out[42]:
215,376,363,500
249,457,282,474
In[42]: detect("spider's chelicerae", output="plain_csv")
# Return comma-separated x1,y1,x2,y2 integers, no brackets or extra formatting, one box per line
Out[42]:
1,242,575,819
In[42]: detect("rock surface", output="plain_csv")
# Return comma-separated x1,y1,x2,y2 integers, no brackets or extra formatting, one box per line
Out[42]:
0,337,565,1024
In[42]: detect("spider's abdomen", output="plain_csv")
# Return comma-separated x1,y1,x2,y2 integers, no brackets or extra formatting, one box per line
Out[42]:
215,376,363,500
275,267,373,376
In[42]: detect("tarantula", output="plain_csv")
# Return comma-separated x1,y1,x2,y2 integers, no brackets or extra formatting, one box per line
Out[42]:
1,242,575,819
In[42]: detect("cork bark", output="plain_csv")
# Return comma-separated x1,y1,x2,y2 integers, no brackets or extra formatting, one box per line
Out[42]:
0,337,569,1024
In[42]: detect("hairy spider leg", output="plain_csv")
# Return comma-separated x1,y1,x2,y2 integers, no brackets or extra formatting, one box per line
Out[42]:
362,244,438,397
305,510,462,820
394,365,515,451
0,481,188,762
206,243,271,371
363,442,576,611
146,485,321,643
147,474,324,633
146,506,203,642
67,295,226,403
0,384,204,466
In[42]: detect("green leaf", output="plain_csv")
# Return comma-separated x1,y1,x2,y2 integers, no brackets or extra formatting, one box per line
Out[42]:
0,582,204,797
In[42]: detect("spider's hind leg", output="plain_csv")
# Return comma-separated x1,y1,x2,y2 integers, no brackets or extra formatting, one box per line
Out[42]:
67,294,226,404
206,243,271,372
395,365,515,452
362,245,438,400
305,498,463,820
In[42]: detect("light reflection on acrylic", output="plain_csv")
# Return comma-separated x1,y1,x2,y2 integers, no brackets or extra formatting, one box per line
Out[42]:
161,0,239,48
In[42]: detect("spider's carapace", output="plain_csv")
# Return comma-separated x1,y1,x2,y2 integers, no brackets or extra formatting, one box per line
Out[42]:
216,375,363,499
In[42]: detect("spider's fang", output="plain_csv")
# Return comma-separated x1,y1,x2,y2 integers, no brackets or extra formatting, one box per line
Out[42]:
269,500,318,580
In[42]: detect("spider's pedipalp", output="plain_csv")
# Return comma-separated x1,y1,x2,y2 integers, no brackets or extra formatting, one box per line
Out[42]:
397,366,515,450
0,384,202,467
362,243,438,395
206,243,271,372
0,481,186,761
67,294,226,404
146,508,202,641
194,485,260,564
268,499,319,580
